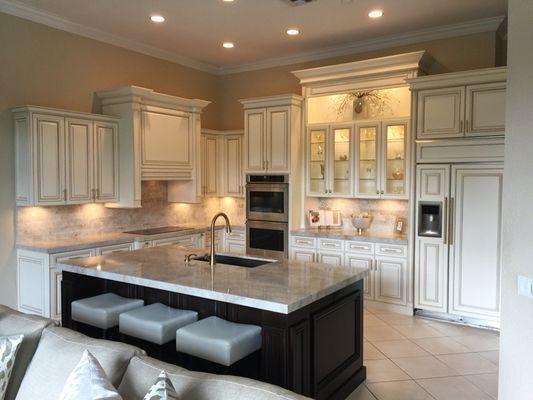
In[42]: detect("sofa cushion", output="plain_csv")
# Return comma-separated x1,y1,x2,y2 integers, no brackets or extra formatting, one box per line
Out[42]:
15,327,144,400
0,305,56,400
0,335,24,400
118,356,310,400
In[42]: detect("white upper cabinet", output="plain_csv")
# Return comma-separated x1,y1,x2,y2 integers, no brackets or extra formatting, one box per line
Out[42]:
13,107,119,207
409,67,507,139
200,130,244,198
241,95,303,174
97,87,210,207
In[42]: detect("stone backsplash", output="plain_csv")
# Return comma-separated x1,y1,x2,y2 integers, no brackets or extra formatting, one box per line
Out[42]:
17,181,246,242
304,197,408,234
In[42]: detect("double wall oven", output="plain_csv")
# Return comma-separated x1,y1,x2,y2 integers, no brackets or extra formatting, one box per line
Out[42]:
246,175,289,259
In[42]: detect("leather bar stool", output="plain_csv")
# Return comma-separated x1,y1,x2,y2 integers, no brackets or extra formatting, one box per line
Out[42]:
176,316,262,378
119,303,198,361
71,293,144,339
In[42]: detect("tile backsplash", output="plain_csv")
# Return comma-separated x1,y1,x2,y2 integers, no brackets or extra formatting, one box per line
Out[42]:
17,181,246,242
304,197,408,234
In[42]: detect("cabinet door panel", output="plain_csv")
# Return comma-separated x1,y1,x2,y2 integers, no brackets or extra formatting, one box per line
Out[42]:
317,252,343,266
331,126,353,196
465,83,506,137
382,121,408,199
449,165,503,320
355,124,380,198
417,164,450,201
345,255,373,300
226,240,246,255
308,127,329,196
415,239,448,312
225,136,243,197
374,257,406,305
17,254,47,316
66,118,93,204
245,109,266,172
203,135,220,196
95,121,119,202
33,114,65,204
417,87,465,139
291,249,315,262
267,107,290,172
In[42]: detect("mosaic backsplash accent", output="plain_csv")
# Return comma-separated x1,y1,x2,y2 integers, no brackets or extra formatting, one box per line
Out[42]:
17,181,246,242
304,197,408,234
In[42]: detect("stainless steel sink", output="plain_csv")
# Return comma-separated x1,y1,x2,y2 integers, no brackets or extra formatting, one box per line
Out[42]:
192,254,274,268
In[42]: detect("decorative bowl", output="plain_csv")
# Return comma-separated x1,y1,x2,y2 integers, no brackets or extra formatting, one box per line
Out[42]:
352,214,372,234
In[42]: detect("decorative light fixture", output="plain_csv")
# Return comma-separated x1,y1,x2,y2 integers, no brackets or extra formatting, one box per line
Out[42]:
223,0,234,2
368,9,383,18
150,15,165,23
286,28,300,36
222,42,235,48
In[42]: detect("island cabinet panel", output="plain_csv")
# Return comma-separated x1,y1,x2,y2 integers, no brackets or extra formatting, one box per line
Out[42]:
60,271,365,400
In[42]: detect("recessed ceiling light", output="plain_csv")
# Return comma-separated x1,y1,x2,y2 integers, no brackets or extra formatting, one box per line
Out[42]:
286,28,300,36
368,9,383,18
150,15,165,23
222,0,234,2
222,42,235,49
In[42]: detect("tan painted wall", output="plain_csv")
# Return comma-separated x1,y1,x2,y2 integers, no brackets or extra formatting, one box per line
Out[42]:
499,0,533,398
217,32,499,130
0,12,219,307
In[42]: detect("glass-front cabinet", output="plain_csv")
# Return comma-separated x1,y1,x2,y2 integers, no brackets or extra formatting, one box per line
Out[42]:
309,119,408,199
355,119,408,199
308,124,353,197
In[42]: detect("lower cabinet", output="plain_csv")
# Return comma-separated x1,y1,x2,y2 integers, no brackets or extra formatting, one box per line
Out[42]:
291,236,408,307
224,230,246,255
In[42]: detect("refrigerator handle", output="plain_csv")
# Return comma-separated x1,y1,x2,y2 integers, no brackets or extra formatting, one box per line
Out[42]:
448,197,455,246
443,197,448,244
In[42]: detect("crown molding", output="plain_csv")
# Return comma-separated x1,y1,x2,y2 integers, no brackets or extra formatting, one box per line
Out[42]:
0,0,504,77
0,0,221,74
217,16,505,75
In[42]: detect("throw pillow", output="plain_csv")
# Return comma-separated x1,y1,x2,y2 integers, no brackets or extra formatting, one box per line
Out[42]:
0,334,24,400
59,349,122,400
143,370,179,400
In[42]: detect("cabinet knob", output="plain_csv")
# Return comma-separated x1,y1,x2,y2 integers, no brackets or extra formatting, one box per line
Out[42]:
381,190,384,195
376,190,380,194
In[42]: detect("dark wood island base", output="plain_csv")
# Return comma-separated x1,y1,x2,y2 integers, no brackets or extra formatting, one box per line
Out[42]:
61,271,365,399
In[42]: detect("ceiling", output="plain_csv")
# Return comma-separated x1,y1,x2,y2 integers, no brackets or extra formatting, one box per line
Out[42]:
0,0,507,74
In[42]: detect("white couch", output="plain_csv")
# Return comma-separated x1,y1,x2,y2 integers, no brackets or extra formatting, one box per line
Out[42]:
0,305,308,400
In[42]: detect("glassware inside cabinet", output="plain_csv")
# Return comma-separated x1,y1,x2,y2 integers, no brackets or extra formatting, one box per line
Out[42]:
332,128,351,195
309,129,327,194
358,126,378,195
384,124,406,195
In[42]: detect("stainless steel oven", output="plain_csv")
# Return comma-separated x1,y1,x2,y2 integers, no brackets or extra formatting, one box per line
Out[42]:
246,175,289,223
246,220,289,259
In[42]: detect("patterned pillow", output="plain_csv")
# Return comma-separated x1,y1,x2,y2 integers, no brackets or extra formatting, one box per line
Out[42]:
58,349,122,400
0,334,24,400
143,370,179,400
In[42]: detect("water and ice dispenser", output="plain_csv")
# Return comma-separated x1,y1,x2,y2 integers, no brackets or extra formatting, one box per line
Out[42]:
418,202,443,237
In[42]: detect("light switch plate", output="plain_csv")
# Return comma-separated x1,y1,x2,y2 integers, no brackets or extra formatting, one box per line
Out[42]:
518,275,533,298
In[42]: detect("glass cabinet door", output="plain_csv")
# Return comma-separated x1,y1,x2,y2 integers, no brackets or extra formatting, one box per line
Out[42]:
331,126,353,196
356,124,380,197
382,121,407,197
309,128,328,195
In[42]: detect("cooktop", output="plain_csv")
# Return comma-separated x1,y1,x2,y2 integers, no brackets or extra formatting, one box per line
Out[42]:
123,226,193,236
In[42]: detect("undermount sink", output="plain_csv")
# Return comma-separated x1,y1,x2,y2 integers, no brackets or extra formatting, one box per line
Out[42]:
192,254,274,268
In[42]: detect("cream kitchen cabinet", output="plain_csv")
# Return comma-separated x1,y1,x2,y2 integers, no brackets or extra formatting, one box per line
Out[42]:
290,235,408,307
13,107,119,206
241,95,303,174
201,130,244,197
308,124,354,197
224,230,246,255
410,68,507,139
97,87,210,207
355,120,409,200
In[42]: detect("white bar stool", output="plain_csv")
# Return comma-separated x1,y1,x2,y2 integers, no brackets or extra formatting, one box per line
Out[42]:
71,293,144,339
176,316,262,369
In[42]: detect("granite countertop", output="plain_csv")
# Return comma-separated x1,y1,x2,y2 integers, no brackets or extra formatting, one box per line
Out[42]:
57,245,368,314
291,228,408,245
17,223,246,254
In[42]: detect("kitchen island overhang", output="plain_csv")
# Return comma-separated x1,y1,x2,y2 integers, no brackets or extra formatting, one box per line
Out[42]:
57,245,368,400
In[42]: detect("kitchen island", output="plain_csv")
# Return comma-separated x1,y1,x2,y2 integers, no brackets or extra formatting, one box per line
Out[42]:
58,245,368,399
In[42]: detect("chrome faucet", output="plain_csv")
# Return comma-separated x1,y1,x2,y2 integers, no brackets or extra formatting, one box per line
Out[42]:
210,212,232,268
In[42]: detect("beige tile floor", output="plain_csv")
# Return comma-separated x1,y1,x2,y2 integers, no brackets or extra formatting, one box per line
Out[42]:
346,305,499,400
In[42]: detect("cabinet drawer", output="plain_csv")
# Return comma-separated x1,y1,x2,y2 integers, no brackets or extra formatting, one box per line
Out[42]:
375,244,407,258
51,249,95,266
345,241,374,255
153,235,197,248
97,242,135,255
291,236,317,249
226,231,246,241
318,238,344,252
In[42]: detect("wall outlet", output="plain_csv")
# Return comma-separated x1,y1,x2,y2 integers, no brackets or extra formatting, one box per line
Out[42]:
518,275,533,298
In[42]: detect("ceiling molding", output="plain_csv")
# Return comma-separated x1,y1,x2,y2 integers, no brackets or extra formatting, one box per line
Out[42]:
0,0,221,74
0,0,504,77
217,16,505,75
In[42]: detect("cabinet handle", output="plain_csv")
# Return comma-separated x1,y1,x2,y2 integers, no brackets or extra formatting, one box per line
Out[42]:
63,189,67,202
443,197,448,244
376,190,380,194
466,120,470,133
95,188,99,200
460,120,464,133
350,245,368,250
381,247,402,254
381,190,384,195
449,197,455,246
